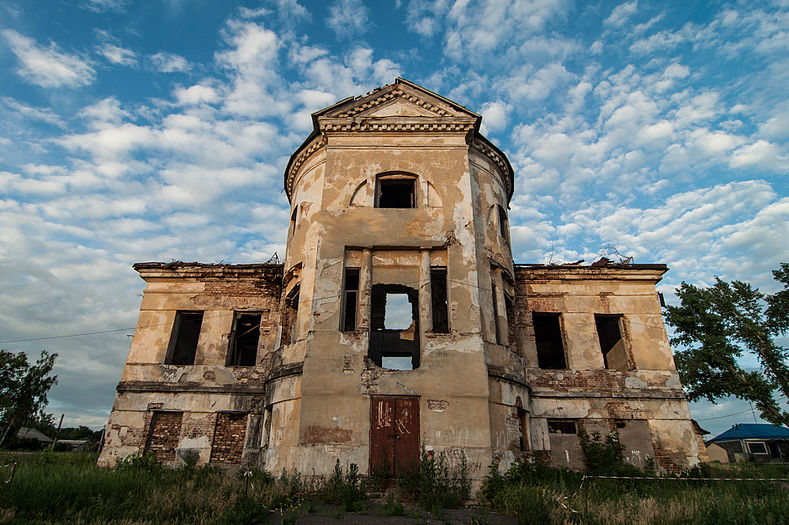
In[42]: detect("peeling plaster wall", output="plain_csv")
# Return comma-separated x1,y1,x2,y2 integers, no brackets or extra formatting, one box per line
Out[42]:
512,265,699,471
100,80,698,481
98,264,282,468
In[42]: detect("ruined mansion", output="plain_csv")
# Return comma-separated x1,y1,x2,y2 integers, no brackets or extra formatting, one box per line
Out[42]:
98,79,700,478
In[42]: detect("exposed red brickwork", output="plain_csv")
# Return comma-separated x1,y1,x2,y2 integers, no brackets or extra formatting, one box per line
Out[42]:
145,411,182,462
210,412,248,464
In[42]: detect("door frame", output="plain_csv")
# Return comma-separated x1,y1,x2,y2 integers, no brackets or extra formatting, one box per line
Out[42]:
369,395,420,476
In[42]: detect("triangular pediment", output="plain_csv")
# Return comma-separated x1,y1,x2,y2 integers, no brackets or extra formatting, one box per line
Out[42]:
319,78,480,122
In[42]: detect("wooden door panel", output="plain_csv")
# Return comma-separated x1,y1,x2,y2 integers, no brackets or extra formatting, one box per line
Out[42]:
394,398,419,472
370,397,395,476
370,397,419,476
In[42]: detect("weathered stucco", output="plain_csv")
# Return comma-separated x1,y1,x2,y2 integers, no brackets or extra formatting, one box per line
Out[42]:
98,79,699,478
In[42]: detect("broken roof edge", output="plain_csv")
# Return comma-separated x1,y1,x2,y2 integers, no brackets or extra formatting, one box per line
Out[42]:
283,77,513,202
515,263,668,271
133,261,284,272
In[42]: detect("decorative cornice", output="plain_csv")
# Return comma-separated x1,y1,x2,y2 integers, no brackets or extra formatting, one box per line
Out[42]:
318,121,474,133
471,138,513,196
334,88,451,118
286,135,326,197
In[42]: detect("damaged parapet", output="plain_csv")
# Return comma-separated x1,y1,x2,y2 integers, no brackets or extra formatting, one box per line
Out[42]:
98,78,699,477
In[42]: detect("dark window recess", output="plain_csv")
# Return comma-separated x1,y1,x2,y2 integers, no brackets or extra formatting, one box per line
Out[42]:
227,313,261,366
518,408,529,451
430,268,449,333
748,442,768,455
595,314,628,371
547,419,577,434
615,419,626,429
504,293,513,342
281,288,300,345
533,312,567,369
377,178,415,208
491,280,501,344
369,284,419,370
498,205,509,241
342,269,359,331
166,311,203,365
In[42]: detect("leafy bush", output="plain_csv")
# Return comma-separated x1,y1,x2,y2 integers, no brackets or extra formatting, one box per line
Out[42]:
397,449,470,509
321,460,366,511
578,429,643,476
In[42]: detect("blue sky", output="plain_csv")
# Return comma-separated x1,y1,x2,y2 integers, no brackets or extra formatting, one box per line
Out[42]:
0,0,787,436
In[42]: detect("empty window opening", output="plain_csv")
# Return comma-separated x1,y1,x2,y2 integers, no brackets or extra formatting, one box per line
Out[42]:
281,287,300,345
491,280,501,344
166,311,203,365
288,208,297,237
498,205,510,242
227,313,261,366
145,411,182,462
595,314,629,371
518,408,529,451
504,293,513,342
369,284,420,370
615,419,626,429
377,177,415,208
210,413,248,464
547,419,577,434
533,313,567,369
430,268,449,333
342,268,359,332
747,442,768,455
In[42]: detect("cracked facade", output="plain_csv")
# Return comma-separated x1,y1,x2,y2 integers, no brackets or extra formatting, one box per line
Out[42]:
98,79,700,478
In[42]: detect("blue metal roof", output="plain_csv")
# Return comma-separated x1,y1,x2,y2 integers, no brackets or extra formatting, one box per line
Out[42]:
708,423,789,442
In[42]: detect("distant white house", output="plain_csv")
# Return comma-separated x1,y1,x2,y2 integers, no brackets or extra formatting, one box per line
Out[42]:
16,427,53,446
706,423,789,463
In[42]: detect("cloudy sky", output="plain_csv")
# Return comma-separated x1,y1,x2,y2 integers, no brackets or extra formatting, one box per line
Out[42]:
1,0,787,436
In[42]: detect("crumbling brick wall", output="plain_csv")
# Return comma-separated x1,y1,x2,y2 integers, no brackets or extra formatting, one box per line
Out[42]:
210,412,248,464
145,411,183,462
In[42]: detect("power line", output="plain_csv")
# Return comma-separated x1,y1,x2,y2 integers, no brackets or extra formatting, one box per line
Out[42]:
697,408,755,422
0,328,136,344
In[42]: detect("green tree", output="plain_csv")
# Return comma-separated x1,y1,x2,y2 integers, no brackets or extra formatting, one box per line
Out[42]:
0,350,58,447
664,263,789,427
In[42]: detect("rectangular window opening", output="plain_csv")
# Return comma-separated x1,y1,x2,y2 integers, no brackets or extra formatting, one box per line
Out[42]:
281,288,299,345
747,441,768,455
342,268,359,332
227,313,261,366
377,178,415,208
430,267,449,333
491,280,501,344
369,284,420,369
595,314,628,371
533,312,567,369
547,419,577,434
166,311,203,365
518,408,529,451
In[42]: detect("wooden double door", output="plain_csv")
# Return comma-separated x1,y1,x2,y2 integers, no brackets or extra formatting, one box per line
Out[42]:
370,396,419,476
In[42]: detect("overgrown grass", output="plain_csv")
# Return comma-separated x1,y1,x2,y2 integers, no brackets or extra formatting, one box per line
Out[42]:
0,452,364,524
481,458,789,525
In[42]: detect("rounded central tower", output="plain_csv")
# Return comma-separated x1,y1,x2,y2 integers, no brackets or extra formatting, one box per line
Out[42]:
265,78,519,480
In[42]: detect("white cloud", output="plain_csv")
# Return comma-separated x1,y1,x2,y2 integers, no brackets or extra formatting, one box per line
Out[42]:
174,84,221,106
81,0,127,12
480,100,512,133
327,0,370,39
604,1,638,28
729,140,789,171
2,97,65,128
150,52,190,73
78,97,132,127
2,30,95,88
98,43,136,66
